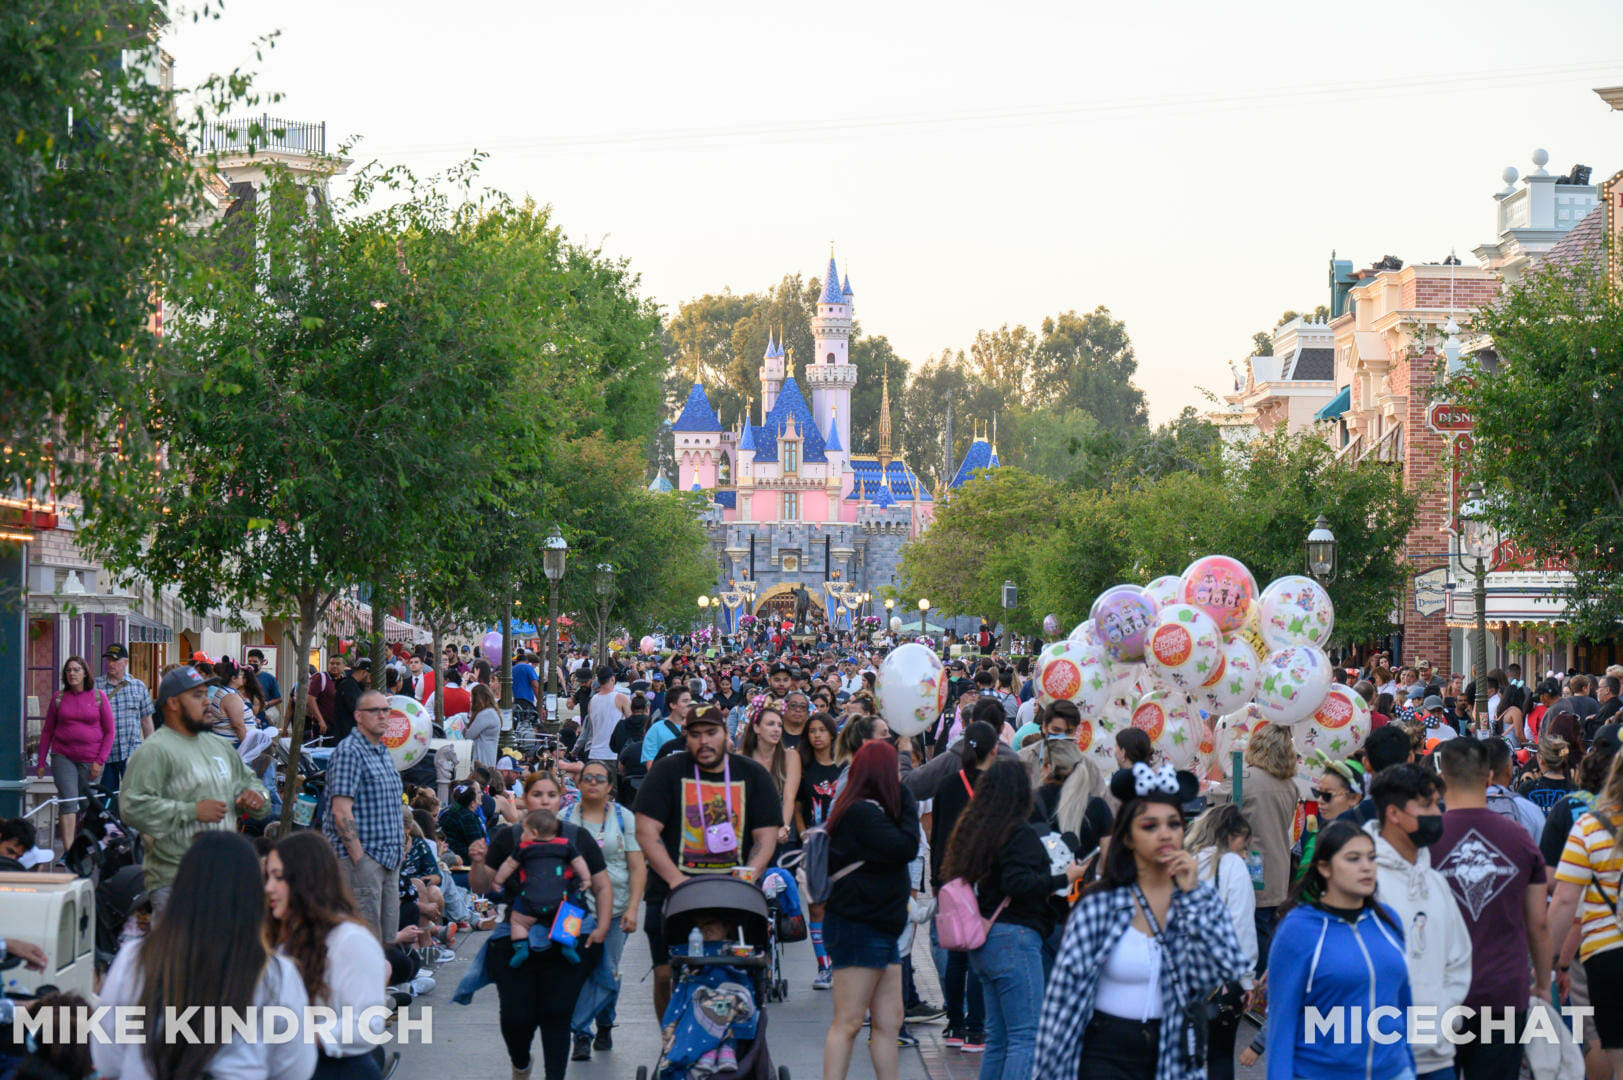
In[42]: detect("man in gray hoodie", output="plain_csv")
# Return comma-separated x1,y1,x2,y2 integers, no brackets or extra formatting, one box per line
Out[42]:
1366,764,1472,1080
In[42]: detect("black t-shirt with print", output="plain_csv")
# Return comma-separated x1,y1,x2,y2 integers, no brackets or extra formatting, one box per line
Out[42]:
798,759,842,829
633,750,780,900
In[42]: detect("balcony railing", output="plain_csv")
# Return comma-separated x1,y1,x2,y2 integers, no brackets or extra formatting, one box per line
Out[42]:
198,115,326,157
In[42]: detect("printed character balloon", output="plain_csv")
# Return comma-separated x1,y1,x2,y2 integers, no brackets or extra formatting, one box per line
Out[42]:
1255,645,1333,727
1068,620,1099,647
1198,637,1263,717
1143,575,1185,615
1292,683,1372,758
876,642,948,738
1143,604,1224,693
1042,614,1061,637
1090,585,1157,664
639,635,657,654
1130,690,1202,770
1180,555,1259,635
383,695,433,772
1209,704,1269,777
1037,639,1113,714
1257,575,1335,651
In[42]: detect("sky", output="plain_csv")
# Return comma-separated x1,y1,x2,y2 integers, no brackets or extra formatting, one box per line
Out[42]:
167,0,1623,425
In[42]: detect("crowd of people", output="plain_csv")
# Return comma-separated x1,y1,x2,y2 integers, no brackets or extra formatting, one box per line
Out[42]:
9,630,1623,1080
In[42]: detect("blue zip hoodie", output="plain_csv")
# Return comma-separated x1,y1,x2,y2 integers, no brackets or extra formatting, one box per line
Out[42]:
1266,902,1415,1080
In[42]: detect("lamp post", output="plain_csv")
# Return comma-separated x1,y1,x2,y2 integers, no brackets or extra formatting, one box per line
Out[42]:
1306,515,1338,584
1460,485,1500,684
542,525,567,725
697,595,710,639
918,597,931,639
1001,579,1017,655
593,563,615,669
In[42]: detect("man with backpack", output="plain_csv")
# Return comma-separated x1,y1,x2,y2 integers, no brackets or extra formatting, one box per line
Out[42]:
641,685,690,764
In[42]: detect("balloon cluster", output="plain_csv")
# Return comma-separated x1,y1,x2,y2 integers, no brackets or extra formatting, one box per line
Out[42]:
1031,557,1363,776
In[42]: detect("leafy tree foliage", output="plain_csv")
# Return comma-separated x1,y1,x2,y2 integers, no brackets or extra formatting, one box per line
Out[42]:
1452,254,1623,636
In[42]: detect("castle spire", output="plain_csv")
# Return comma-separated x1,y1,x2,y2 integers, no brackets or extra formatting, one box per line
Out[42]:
878,362,894,470
820,246,843,304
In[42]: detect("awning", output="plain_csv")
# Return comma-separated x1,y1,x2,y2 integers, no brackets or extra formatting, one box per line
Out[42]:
1315,386,1351,422
126,611,172,644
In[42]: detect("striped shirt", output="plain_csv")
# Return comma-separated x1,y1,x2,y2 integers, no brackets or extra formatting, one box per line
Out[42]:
1555,810,1623,960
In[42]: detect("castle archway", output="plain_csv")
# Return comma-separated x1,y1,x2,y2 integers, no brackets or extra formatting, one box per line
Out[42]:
754,582,825,626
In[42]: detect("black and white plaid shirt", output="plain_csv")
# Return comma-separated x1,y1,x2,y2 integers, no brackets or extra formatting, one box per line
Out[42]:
322,729,405,869
1031,880,1244,1080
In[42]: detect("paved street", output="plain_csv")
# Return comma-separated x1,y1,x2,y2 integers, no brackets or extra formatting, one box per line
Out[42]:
401,917,1270,1080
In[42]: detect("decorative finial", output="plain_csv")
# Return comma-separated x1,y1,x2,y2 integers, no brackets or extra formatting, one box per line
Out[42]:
1530,148,1549,176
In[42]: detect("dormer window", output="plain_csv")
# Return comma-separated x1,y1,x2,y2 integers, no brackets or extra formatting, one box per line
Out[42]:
783,439,800,474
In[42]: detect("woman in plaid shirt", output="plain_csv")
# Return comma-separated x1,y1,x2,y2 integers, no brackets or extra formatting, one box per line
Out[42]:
1031,763,1246,1080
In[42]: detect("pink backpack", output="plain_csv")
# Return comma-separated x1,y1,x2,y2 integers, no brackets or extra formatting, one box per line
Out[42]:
934,877,1009,952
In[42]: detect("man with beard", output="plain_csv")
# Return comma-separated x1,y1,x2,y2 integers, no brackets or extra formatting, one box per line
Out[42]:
118,666,270,915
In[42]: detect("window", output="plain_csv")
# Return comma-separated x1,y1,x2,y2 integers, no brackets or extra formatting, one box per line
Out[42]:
782,492,799,520
783,440,799,474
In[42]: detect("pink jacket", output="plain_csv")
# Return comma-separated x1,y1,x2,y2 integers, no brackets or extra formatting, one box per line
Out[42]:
39,689,116,769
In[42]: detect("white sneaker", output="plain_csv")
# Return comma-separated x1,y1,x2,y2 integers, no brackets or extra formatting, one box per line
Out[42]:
812,968,833,991
409,975,436,995
432,947,457,965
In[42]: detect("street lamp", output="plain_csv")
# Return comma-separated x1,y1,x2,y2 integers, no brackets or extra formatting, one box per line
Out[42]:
1001,580,1018,654
918,597,930,636
542,525,567,723
1460,485,1500,684
593,563,615,668
1306,515,1338,584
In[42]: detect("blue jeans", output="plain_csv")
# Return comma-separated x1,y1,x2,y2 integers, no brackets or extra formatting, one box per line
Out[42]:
571,918,627,1036
968,923,1044,1080
929,919,984,1033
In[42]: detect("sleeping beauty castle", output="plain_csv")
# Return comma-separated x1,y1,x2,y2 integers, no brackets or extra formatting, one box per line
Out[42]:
661,250,1000,629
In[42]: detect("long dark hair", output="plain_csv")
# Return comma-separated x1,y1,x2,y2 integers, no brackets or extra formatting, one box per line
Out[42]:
60,655,93,694
797,712,839,769
826,740,901,834
1280,819,1397,929
1086,796,1186,893
136,832,271,1080
941,759,1032,886
266,832,362,1004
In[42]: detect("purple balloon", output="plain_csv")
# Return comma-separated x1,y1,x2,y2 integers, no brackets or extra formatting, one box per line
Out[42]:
481,630,504,667
1089,584,1156,664
1042,614,1060,636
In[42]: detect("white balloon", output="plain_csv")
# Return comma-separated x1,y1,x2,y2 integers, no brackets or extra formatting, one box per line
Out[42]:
1292,683,1373,759
889,615,903,632
1255,646,1333,727
1130,690,1203,770
1143,574,1185,615
1198,638,1263,716
1037,639,1114,715
1143,604,1224,694
1257,575,1336,651
876,643,947,737
383,695,433,772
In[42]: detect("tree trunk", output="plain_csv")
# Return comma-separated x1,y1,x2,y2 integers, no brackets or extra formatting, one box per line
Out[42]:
278,591,320,833
500,590,514,708
370,583,388,682
432,621,444,722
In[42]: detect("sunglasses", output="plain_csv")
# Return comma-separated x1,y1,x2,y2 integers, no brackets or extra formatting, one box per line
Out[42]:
579,775,609,785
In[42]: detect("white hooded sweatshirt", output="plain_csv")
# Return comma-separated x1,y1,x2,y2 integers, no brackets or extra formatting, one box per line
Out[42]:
1364,819,1473,1076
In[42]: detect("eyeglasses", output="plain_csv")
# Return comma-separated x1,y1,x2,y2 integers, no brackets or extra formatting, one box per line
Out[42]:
357,707,391,716
579,775,609,785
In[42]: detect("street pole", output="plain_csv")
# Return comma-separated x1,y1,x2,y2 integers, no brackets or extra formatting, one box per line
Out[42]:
500,590,513,709
1474,553,1488,685
546,579,560,725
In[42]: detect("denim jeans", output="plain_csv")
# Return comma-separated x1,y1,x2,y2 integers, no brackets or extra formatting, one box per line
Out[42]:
929,920,984,1032
967,923,1044,1080
571,918,627,1036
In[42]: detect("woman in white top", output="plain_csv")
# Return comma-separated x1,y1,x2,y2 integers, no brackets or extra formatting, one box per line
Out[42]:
266,830,390,1080
94,831,316,1080
1184,802,1258,1080
463,683,502,770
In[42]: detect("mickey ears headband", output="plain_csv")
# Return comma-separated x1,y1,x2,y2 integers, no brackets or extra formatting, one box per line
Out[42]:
1109,762,1199,805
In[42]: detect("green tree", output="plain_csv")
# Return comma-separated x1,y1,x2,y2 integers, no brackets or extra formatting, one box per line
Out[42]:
1,0,261,501
968,324,1039,404
847,337,909,454
1452,254,1623,635
1030,307,1147,429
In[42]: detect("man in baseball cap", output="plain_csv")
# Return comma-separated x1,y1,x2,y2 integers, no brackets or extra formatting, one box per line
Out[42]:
118,666,269,913
96,643,154,796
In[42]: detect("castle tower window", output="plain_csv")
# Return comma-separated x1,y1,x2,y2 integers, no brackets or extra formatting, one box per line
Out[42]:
782,492,799,520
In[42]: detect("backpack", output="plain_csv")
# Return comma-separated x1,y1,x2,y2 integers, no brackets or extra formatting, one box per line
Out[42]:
517,838,577,912
796,824,863,905
934,877,1008,952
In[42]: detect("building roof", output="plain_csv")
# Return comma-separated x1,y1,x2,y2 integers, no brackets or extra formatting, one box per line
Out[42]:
762,331,777,360
824,414,843,453
949,438,999,489
820,254,843,303
737,417,757,453
869,484,895,508
648,470,674,493
1541,203,1607,270
713,490,736,510
846,458,932,502
842,273,853,297
751,377,826,464
1289,348,1335,381
671,383,722,433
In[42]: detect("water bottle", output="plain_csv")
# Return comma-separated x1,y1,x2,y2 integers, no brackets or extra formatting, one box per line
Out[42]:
687,925,704,958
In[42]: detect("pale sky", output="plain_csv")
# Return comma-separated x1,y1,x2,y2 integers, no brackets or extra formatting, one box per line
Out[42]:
168,1,1623,424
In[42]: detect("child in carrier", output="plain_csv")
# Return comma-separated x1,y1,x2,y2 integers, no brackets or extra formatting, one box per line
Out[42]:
491,809,592,967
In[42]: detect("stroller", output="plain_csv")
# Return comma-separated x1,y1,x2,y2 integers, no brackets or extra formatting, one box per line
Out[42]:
635,875,790,1080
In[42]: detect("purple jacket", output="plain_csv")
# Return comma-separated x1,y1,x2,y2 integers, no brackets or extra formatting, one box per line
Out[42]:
39,689,116,769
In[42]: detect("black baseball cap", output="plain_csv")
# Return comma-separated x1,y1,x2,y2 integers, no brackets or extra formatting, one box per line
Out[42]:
769,662,792,676
155,666,208,708
103,644,129,661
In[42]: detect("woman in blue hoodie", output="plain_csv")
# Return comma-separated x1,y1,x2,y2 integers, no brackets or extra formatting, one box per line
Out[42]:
1265,819,1415,1080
